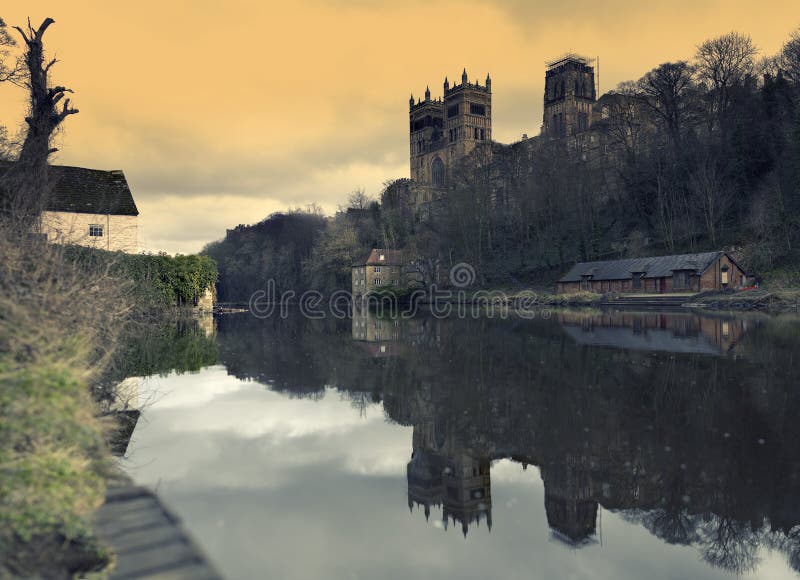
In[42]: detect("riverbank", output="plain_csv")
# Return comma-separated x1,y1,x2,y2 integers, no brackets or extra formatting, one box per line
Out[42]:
498,288,800,313
0,234,125,578
0,230,220,578
689,288,800,312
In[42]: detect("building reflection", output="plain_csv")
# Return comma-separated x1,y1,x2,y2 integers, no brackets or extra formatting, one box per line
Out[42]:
407,429,492,537
558,310,747,354
215,307,800,574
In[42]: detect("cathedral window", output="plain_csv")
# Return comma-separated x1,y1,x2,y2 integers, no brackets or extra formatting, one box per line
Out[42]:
474,127,479,139
470,103,486,116
447,105,459,118
431,157,445,187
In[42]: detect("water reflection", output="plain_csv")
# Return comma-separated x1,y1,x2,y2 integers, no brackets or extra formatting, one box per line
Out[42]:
558,310,748,354
125,308,800,578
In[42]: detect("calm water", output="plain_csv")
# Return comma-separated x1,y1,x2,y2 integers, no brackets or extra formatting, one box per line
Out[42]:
117,309,800,580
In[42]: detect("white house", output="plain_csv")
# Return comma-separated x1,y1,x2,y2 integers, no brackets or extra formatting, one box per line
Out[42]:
39,165,139,253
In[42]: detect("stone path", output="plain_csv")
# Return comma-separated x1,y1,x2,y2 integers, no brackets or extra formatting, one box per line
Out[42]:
94,482,221,579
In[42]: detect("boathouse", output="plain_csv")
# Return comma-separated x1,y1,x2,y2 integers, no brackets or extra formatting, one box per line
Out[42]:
557,251,746,294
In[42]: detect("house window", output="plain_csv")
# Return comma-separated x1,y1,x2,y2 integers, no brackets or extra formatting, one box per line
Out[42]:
374,266,381,273
673,271,691,289
374,278,382,285
88,224,104,237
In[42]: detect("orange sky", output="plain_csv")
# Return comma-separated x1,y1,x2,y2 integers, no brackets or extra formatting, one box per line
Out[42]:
1,1,798,253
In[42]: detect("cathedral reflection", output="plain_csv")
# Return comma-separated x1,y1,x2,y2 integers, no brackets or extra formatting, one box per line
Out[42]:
215,308,800,573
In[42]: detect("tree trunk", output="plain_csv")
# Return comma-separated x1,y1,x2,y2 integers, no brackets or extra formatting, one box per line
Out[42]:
0,18,78,230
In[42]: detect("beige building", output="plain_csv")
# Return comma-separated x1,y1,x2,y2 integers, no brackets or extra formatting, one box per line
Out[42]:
39,165,139,253
352,248,405,298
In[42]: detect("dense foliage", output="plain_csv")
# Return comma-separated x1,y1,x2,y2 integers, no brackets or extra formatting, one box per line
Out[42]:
64,247,218,310
203,210,327,302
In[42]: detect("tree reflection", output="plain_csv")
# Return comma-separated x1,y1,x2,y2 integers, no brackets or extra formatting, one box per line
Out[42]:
214,308,800,574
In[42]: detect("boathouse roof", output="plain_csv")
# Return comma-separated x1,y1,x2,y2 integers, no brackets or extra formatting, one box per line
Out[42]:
559,252,730,282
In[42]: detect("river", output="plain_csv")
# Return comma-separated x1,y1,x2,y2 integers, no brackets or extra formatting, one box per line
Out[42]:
113,308,800,579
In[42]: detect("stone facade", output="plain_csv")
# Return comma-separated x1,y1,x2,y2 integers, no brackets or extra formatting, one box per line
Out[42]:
410,69,492,188
41,210,138,253
542,54,597,138
352,249,405,298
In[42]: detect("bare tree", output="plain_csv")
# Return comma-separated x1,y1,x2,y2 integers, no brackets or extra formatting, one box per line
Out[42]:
602,82,648,163
0,17,19,83
689,154,729,246
0,18,78,227
777,27,800,86
347,188,373,212
695,32,758,130
638,61,696,150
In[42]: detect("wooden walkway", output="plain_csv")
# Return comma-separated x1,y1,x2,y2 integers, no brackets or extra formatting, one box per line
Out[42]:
94,480,221,579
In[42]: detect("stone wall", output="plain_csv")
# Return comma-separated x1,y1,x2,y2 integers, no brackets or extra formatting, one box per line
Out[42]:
352,264,403,297
40,211,138,253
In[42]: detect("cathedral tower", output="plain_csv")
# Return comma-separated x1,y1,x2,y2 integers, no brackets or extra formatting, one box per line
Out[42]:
409,68,492,187
542,54,596,138
443,69,492,177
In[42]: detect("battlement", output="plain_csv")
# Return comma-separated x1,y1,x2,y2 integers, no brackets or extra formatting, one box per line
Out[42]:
410,96,444,113
444,79,491,96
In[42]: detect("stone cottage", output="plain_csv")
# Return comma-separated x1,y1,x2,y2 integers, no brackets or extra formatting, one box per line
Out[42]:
352,249,405,298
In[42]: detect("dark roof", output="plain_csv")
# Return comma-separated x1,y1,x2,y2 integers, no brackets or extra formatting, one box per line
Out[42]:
48,165,138,216
0,161,139,216
357,249,405,267
559,252,725,282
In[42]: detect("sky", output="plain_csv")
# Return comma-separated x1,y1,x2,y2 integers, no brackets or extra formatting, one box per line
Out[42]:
0,1,798,253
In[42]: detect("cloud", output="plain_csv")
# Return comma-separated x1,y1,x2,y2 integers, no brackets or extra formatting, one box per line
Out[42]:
1,0,797,253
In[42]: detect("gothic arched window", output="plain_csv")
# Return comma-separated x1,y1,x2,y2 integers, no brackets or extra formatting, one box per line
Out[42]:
431,157,445,187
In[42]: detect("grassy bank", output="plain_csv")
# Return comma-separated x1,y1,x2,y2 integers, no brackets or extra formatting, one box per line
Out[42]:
0,233,130,577
0,232,219,577
692,289,800,312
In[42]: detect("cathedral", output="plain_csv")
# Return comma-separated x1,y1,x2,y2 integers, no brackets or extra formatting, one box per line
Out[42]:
409,68,492,187
409,54,598,188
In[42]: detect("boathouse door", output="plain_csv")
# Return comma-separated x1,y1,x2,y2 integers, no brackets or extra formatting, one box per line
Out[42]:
660,278,667,293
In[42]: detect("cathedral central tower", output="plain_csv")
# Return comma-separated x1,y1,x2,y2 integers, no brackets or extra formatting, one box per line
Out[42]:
542,54,596,139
